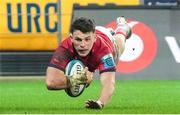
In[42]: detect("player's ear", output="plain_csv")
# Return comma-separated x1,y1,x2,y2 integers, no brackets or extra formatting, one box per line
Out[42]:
70,33,73,41
70,33,73,37
93,32,96,42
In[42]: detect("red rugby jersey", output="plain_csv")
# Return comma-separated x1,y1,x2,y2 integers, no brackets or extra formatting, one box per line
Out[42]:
49,28,116,73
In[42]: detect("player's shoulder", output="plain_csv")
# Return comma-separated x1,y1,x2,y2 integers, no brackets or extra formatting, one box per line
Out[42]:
61,36,72,44
59,36,72,48
95,26,107,35
95,26,113,48
95,26,112,42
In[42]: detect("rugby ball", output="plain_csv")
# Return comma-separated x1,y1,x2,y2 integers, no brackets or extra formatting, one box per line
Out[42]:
65,60,86,97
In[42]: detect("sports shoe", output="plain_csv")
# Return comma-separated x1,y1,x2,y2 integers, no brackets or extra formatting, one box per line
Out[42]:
115,16,132,39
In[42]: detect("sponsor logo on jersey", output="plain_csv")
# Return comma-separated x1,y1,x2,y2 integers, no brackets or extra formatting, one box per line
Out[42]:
101,53,115,69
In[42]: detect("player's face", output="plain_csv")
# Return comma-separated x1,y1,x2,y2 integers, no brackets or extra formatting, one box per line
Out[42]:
71,30,96,57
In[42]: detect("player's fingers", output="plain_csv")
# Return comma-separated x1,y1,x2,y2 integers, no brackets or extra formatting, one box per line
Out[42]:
76,77,87,82
85,104,91,108
85,100,94,108
84,67,88,72
82,67,88,75
85,99,92,103
85,101,91,106
85,101,91,108
76,80,82,85
85,99,93,104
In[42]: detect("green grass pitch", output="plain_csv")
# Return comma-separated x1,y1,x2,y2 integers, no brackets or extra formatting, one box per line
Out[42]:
0,78,180,114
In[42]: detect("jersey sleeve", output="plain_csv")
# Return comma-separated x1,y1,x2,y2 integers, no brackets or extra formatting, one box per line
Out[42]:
98,53,116,74
48,39,73,72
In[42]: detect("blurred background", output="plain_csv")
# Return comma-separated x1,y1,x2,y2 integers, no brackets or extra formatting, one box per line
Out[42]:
0,0,180,80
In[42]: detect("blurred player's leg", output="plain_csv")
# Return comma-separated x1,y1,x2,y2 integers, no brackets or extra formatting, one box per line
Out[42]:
95,19,131,64
113,16,132,64
115,16,132,39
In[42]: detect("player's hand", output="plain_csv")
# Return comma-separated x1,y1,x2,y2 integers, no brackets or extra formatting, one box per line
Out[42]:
82,67,93,84
75,67,93,84
85,100,104,109
69,67,93,86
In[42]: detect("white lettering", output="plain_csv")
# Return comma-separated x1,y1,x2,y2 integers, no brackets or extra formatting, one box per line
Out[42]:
165,36,180,63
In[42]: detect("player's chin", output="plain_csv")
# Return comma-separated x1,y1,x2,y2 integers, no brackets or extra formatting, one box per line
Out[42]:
78,51,89,57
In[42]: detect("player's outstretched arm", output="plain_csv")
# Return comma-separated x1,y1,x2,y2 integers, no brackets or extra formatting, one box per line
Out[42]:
85,72,115,109
46,67,68,90
46,66,93,90
99,72,115,105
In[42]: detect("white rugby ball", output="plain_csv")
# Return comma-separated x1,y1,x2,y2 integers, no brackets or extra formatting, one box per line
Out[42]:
65,60,86,97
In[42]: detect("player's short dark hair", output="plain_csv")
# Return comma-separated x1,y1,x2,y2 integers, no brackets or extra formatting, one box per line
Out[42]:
70,17,95,33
